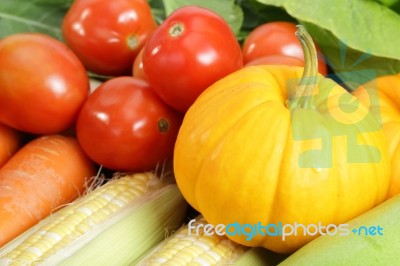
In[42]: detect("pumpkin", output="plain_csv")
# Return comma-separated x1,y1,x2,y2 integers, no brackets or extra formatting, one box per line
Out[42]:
353,74,400,198
173,26,391,253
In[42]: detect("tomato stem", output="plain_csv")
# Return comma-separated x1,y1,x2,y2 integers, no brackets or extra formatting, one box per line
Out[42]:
158,118,169,133
288,25,318,110
127,35,139,50
169,23,185,37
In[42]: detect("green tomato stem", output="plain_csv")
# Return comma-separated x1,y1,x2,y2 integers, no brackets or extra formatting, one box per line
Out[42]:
288,25,319,110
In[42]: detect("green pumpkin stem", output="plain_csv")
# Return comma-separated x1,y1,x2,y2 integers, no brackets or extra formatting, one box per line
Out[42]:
288,25,319,110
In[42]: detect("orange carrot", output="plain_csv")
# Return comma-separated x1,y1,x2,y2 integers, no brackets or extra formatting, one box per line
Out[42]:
0,134,96,247
0,123,22,168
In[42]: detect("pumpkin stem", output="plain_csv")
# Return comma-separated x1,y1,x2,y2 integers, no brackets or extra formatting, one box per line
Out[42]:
288,25,319,110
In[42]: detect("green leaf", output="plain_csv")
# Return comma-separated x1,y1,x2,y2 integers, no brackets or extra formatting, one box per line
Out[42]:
303,22,400,91
256,0,400,60
256,0,400,90
387,1,400,13
161,0,244,35
148,0,166,24
0,0,68,40
238,0,297,41
32,0,73,7
374,0,399,7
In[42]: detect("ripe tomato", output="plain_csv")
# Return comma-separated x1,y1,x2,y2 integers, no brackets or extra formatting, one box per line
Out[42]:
245,54,305,67
143,6,243,112
0,33,89,134
242,21,328,75
76,76,182,172
62,0,157,76
132,47,147,80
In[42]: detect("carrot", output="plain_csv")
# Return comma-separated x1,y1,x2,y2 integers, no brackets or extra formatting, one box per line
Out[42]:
0,123,22,168
0,134,96,247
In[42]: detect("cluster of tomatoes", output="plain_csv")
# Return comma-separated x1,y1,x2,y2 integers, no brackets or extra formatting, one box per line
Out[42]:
0,1,328,173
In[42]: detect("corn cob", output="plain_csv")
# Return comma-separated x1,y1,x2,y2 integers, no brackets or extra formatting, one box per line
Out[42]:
136,216,247,265
136,216,289,266
0,172,187,266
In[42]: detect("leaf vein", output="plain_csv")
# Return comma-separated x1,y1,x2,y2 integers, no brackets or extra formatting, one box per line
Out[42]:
0,12,61,33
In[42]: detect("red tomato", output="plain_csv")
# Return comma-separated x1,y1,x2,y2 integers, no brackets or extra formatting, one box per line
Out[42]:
143,6,243,112
132,46,147,80
76,76,182,172
62,0,157,76
242,22,328,75
245,54,305,67
0,33,89,134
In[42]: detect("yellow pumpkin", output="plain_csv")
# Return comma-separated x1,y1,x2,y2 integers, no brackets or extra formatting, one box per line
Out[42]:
354,74,400,198
173,26,390,253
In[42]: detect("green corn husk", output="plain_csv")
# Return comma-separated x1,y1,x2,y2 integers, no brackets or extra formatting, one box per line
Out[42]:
279,194,400,266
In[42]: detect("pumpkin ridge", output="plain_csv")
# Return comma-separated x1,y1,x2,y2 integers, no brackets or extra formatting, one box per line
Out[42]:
378,75,400,106
325,98,390,210
347,114,388,209
266,109,291,236
174,70,286,210
189,76,286,210
193,99,289,219
378,90,400,121
195,67,285,106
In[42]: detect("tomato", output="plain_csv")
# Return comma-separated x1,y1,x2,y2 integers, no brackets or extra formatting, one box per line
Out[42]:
76,76,182,172
132,47,147,80
142,6,243,112
242,21,328,75
0,33,89,135
245,54,305,67
62,0,157,76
